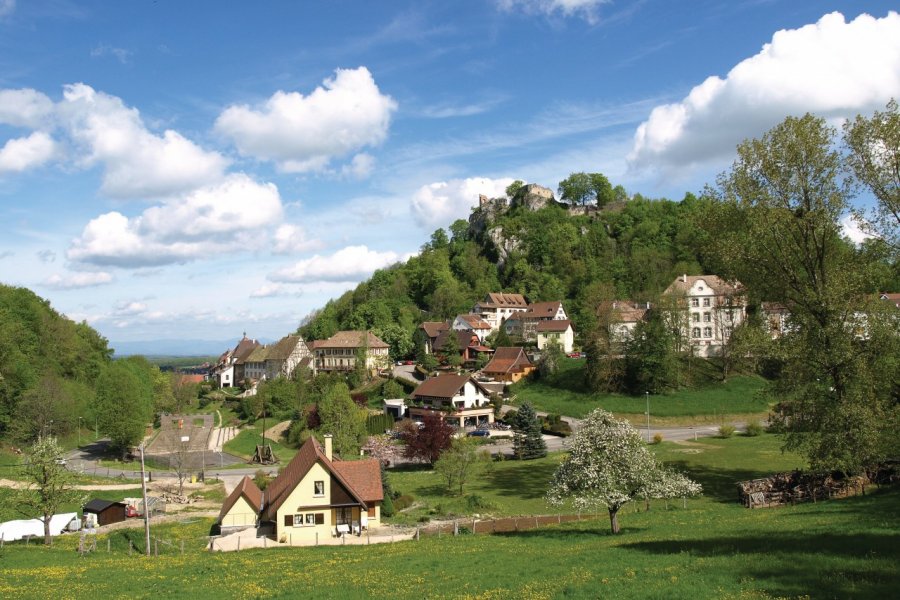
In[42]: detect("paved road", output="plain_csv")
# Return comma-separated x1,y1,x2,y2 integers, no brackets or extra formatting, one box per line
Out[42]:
391,363,422,386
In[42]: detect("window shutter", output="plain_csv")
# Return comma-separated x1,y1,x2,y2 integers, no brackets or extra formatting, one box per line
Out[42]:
368,507,376,517
284,515,292,527
315,513,324,525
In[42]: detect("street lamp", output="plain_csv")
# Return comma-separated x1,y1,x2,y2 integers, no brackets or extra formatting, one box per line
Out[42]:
645,391,651,443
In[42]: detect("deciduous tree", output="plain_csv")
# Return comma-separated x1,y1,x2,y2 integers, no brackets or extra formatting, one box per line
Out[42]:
14,436,84,545
547,409,700,534
434,437,491,495
402,411,454,464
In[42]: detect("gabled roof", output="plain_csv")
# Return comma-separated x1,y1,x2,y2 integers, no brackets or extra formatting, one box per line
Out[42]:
663,275,743,296
434,329,480,352
260,437,376,521
598,300,649,324
456,314,492,330
482,346,533,376
418,321,450,339
537,319,573,333
266,334,305,361
522,301,564,319
218,475,263,523
315,331,389,350
232,335,261,364
412,374,489,399
332,461,383,503
477,292,528,309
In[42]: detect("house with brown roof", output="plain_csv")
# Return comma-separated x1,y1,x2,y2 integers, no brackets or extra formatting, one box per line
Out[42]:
415,321,450,355
409,374,494,429
244,334,312,382
471,292,529,332
313,331,390,373
662,275,747,357
452,314,493,342
211,333,261,388
252,435,383,544
218,475,263,533
433,329,493,364
503,300,569,342
536,319,574,353
598,300,650,344
482,347,535,383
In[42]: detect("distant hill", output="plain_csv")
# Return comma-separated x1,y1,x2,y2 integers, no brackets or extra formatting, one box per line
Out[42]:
111,338,274,357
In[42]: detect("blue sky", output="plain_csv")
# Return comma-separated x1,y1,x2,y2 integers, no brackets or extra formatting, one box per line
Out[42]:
0,0,898,352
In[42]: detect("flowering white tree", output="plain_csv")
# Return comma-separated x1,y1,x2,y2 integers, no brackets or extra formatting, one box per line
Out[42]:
547,409,701,534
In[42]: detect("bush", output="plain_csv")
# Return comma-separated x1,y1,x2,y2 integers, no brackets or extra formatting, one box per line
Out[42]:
465,494,495,511
381,494,395,517
366,413,395,435
718,424,736,438
198,395,212,409
393,494,415,512
652,433,663,444
253,469,272,491
744,421,764,437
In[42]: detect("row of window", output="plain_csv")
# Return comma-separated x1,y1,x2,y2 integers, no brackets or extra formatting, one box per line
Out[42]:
690,298,712,307
692,312,713,323
293,512,326,527
692,327,714,338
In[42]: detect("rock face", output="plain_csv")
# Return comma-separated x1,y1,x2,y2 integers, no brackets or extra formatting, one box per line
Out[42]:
487,226,520,267
511,184,555,211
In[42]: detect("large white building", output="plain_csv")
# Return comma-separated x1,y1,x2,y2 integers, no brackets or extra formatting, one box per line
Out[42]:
662,275,746,358
471,292,529,332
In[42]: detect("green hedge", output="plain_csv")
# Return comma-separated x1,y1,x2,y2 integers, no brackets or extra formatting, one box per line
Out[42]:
366,413,395,435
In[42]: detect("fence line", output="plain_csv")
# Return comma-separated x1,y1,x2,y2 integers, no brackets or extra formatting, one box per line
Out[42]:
418,512,603,537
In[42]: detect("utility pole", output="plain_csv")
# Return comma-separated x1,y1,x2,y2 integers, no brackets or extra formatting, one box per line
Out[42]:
139,442,150,556
646,391,651,443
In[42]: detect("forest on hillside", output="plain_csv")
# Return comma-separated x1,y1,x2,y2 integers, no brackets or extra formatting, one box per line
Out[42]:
299,184,898,359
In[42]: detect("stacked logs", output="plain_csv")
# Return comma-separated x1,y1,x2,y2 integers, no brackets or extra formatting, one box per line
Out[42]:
737,469,886,508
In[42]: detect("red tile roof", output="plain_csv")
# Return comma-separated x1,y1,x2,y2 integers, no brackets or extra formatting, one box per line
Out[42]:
419,321,450,339
260,436,378,521
478,292,528,308
217,475,263,524
483,346,533,376
456,314,492,330
332,460,383,503
523,301,563,319
536,319,572,333
598,300,650,324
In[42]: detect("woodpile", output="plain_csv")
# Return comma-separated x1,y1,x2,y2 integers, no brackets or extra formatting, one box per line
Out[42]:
737,462,898,508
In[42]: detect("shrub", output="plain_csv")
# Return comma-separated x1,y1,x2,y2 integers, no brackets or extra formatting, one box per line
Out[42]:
744,420,764,436
652,433,663,444
198,395,212,409
253,469,272,491
718,424,736,438
393,494,415,512
465,494,495,511
366,413,395,435
381,494,395,518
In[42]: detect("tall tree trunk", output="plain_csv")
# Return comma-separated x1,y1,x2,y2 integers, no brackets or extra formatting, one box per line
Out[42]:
608,507,620,534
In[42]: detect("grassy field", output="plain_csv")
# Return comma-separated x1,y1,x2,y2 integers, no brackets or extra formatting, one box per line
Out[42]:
510,357,770,422
0,433,896,598
222,423,295,462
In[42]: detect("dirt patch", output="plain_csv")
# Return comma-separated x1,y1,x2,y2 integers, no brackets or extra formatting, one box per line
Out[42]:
0,478,142,491
263,420,292,442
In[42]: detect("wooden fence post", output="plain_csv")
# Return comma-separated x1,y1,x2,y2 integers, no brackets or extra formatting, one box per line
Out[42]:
107,538,111,552
472,517,476,534
181,540,184,556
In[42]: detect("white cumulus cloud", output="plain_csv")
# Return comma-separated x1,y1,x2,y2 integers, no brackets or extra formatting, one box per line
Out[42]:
58,83,229,198
43,271,113,289
67,174,282,267
0,132,56,173
269,245,401,283
0,88,55,128
411,176,514,229
215,67,397,173
272,224,323,255
628,11,900,174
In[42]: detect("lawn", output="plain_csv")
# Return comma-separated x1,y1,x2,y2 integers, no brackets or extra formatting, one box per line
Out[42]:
0,486,145,523
1,483,896,598
222,423,295,462
510,357,770,422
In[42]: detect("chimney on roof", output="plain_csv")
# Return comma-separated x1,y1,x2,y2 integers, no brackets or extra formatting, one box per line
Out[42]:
324,434,333,460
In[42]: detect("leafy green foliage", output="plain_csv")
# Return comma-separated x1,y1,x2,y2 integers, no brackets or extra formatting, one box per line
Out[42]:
557,172,614,207
0,284,112,438
316,381,367,456
92,359,154,457
433,437,492,495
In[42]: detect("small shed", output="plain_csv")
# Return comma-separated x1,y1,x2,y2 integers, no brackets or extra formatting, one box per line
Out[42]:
83,499,128,527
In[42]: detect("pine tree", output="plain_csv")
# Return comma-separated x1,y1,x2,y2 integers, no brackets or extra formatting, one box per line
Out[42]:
512,402,547,460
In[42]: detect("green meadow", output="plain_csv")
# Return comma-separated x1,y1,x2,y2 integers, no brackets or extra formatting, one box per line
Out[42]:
2,433,897,598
